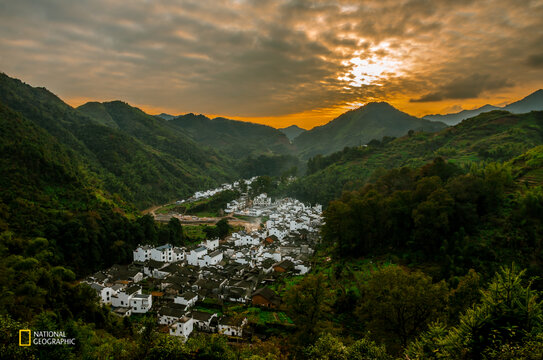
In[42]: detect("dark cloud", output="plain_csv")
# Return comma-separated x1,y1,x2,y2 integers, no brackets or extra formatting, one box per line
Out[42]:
0,0,541,121
527,53,543,68
410,74,513,102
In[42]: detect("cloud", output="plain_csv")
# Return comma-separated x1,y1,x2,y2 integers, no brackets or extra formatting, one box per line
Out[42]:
410,74,513,102
527,53,543,68
0,0,541,123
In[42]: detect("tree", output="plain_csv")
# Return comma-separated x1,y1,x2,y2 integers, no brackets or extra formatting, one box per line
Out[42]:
448,265,543,358
214,218,231,239
411,188,454,256
304,333,348,360
305,333,391,360
166,217,183,246
406,265,543,359
284,274,335,346
356,266,448,352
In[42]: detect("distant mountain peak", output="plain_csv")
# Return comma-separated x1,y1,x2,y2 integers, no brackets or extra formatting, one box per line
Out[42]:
359,101,395,110
293,101,447,159
424,89,543,126
156,113,176,120
279,124,306,141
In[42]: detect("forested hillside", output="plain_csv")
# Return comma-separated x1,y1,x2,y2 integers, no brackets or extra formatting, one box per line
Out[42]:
288,110,543,205
169,113,294,158
293,102,447,160
0,73,236,208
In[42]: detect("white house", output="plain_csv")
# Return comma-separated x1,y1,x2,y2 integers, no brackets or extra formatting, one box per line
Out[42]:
133,245,152,262
89,283,117,305
253,193,271,207
187,246,208,266
170,316,194,341
173,247,185,262
130,293,152,313
143,260,169,279
268,228,288,241
111,285,141,308
151,244,174,262
204,238,219,251
198,250,223,267
191,311,217,332
158,307,186,325
247,209,263,217
174,291,198,307
218,317,248,337
295,263,311,275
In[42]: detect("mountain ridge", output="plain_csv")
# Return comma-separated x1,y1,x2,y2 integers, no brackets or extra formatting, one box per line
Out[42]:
289,109,543,205
293,101,447,159
424,89,543,125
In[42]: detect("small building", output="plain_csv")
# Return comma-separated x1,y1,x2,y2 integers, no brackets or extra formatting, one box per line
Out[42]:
218,316,248,337
111,285,141,308
170,316,194,341
251,287,281,309
204,239,219,251
174,291,198,307
273,260,295,273
159,306,186,325
199,250,223,267
187,246,208,266
191,311,218,332
133,245,153,262
151,244,174,262
130,293,152,313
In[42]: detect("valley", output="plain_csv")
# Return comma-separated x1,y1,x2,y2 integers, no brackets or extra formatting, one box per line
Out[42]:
1,72,543,359
83,182,322,342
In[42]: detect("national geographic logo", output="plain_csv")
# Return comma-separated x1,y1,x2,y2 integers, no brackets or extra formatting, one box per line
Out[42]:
19,330,76,346
19,330,31,346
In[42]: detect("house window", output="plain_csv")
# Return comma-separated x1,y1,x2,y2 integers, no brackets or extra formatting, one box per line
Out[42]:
121,301,124,305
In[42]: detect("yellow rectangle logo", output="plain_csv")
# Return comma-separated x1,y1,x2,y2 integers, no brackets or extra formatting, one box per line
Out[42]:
19,329,31,346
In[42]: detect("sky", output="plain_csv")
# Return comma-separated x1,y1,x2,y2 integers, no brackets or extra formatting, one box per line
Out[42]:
1,0,542,129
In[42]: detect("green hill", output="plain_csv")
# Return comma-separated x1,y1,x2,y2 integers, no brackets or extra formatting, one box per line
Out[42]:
0,73,236,209
289,110,543,205
169,113,294,158
293,102,447,160
78,100,236,182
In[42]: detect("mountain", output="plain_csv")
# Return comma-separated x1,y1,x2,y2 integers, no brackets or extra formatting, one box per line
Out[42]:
424,89,543,125
0,73,236,208
293,102,447,160
169,113,294,158
424,104,500,126
156,113,176,120
503,89,543,113
279,124,306,141
289,110,543,205
0,94,147,276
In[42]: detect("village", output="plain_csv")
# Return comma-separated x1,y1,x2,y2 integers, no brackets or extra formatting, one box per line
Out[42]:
84,187,322,342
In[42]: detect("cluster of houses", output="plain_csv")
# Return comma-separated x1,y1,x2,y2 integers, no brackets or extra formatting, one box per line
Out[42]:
84,194,322,342
177,177,258,203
